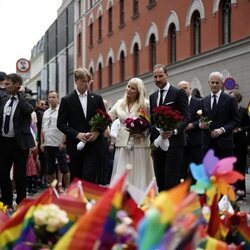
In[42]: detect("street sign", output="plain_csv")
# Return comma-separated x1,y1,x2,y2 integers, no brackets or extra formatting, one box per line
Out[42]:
16,58,30,73
224,77,236,90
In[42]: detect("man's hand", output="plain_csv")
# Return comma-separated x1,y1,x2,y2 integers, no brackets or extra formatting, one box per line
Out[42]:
161,130,173,139
77,132,88,142
185,123,194,131
87,131,100,142
199,121,209,130
211,128,224,138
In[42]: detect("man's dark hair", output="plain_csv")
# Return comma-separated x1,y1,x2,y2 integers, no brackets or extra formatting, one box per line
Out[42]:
5,73,23,85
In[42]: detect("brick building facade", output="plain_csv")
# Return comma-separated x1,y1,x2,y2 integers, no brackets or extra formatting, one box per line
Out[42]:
76,0,250,107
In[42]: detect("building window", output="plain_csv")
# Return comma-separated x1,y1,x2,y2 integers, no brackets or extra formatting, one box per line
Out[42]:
133,43,139,76
78,0,81,19
120,51,125,81
98,16,102,42
108,7,113,35
89,23,93,47
120,0,125,27
98,63,102,89
89,67,93,91
221,0,231,44
133,0,139,18
108,57,113,86
90,0,93,8
191,11,201,55
147,0,156,9
77,32,82,57
168,24,176,64
149,34,156,69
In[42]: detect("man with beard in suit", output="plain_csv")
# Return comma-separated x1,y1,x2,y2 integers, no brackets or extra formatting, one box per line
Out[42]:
57,67,106,184
178,81,203,181
149,64,190,191
199,71,240,159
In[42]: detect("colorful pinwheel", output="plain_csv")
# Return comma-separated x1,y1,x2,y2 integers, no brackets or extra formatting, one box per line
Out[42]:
190,149,244,204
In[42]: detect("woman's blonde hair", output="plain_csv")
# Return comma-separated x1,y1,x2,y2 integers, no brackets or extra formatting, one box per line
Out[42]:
121,77,147,110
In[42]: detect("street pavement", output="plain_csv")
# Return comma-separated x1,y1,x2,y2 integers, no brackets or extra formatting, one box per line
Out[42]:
240,173,250,212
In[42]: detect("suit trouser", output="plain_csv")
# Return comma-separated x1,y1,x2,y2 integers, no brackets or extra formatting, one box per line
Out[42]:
0,136,29,206
180,144,203,180
153,146,184,191
68,144,104,184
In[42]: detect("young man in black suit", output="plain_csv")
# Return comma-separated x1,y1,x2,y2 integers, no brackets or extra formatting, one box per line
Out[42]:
57,67,106,184
178,81,203,181
149,64,190,191
199,71,240,159
0,73,35,208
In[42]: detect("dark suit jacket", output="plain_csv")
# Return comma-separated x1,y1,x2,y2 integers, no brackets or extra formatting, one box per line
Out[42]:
234,106,250,154
57,90,106,154
186,97,202,146
149,85,190,147
201,92,240,149
0,93,35,150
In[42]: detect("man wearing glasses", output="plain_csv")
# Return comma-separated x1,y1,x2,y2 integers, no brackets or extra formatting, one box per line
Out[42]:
57,67,106,184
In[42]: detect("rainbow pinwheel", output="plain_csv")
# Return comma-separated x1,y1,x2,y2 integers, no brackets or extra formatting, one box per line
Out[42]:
190,149,244,204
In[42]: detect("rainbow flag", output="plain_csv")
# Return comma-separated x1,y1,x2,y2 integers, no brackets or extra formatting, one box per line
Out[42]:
139,108,151,123
122,191,144,228
140,178,158,208
233,221,250,248
82,179,109,201
138,180,190,250
198,236,229,250
207,194,221,239
54,172,127,250
57,180,87,219
0,188,55,250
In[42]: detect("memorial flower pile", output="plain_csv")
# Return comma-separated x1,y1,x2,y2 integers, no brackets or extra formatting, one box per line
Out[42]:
0,153,249,250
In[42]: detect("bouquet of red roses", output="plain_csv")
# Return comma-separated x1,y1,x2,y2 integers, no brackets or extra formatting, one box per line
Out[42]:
89,109,112,131
123,108,150,150
77,109,112,150
152,106,183,151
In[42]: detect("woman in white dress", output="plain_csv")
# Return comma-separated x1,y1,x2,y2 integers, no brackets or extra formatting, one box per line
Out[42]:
108,78,155,191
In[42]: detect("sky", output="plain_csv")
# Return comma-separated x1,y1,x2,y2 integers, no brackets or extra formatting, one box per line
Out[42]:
0,0,62,74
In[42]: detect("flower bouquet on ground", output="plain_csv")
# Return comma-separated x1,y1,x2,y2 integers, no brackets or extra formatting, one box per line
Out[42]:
26,204,69,249
197,109,212,132
123,108,150,150
77,109,112,150
151,106,183,151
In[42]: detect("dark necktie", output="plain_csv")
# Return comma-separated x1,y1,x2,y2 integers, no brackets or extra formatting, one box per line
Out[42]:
4,96,16,134
211,94,217,116
159,90,164,106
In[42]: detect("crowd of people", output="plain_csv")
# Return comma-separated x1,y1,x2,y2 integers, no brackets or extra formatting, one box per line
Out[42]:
0,65,249,212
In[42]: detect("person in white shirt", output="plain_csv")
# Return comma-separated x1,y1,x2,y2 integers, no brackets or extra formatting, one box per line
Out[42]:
41,91,70,192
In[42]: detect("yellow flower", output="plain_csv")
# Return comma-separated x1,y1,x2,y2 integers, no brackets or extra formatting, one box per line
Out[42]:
0,201,8,213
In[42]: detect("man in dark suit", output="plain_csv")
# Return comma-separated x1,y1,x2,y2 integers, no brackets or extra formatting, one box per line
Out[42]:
149,64,190,191
178,81,203,181
0,73,35,208
0,71,7,98
57,67,106,184
199,71,240,159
